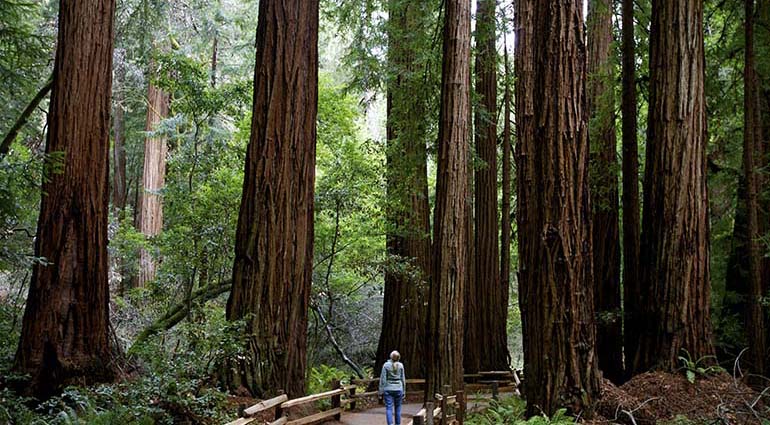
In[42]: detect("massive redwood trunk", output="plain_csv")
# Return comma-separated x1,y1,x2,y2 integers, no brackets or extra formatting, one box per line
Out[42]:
13,0,116,399
742,0,766,376
587,0,622,384
425,0,470,398
377,0,432,379
515,0,601,416
633,0,715,374
465,0,509,374
225,0,318,399
135,82,169,287
621,0,642,382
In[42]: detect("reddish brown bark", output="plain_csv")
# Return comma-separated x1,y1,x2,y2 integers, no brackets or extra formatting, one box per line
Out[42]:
112,54,127,214
500,33,512,323
13,0,116,399
425,0,470,398
514,0,601,416
465,0,509,374
377,0,432,379
136,82,169,287
621,0,642,382
742,0,766,376
225,0,318,399
633,0,715,373
587,0,622,384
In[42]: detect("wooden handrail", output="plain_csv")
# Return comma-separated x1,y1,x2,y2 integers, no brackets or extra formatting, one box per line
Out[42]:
243,394,288,416
280,387,347,409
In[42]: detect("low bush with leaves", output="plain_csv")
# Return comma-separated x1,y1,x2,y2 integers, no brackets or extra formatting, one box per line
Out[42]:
465,397,575,425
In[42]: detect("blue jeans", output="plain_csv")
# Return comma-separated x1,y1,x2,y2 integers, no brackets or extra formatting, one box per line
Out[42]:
383,390,403,425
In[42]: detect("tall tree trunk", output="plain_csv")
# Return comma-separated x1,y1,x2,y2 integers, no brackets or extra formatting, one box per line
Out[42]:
13,0,116,399
587,0,622,384
113,52,127,215
225,0,318,399
136,82,169,287
500,32,512,327
514,0,601,416
742,0,766,377
621,0,642,382
377,0,432,379
425,0,470,398
465,0,509,374
633,0,714,374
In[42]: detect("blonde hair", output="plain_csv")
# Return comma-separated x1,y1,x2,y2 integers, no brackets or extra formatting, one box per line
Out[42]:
390,351,402,372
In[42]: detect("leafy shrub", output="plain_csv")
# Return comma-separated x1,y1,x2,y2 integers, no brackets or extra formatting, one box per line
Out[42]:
465,397,575,425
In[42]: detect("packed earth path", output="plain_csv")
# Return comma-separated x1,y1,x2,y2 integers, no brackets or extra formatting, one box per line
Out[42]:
330,403,424,425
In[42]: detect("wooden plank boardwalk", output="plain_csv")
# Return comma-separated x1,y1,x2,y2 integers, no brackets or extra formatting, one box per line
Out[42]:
330,403,424,425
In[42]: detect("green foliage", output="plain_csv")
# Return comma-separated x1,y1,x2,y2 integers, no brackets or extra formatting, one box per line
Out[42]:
465,397,574,425
677,350,724,384
307,365,350,409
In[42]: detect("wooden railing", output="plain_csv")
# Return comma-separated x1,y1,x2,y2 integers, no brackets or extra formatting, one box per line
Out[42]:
225,380,349,425
406,387,465,425
224,370,521,425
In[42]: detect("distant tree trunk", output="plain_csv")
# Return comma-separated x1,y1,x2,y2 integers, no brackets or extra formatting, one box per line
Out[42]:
587,0,622,384
13,0,116,399
211,34,218,88
742,0,766,376
621,0,642,382
514,0,601,416
425,0,470,398
136,82,169,287
113,50,127,215
633,0,714,374
500,34,512,319
465,0,508,374
377,0,432,379
224,0,318,399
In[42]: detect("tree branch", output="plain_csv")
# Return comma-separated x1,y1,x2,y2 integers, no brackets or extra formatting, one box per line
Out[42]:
1,77,53,159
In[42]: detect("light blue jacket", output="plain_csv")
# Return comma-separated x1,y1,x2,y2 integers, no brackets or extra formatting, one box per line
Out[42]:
379,359,406,394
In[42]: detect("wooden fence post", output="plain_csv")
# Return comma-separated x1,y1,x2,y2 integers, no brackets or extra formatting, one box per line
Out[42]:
348,377,357,410
491,381,499,401
332,379,342,420
456,390,465,425
274,390,285,421
426,401,434,425
237,403,245,418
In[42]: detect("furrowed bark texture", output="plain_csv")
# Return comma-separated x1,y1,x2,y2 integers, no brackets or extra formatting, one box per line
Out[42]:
425,0,470,398
225,0,318,399
13,0,116,399
112,53,127,214
621,0,642,381
633,0,715,373
742,0,766,376
514,0,601,416
587,0,622,384
466,0,509,374
500,35,512,318
377,0,432,379
136,82,169,287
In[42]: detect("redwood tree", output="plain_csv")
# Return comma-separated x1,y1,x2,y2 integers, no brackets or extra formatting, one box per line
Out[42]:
466,0,509,374
425,0,470,397
225,0,318,398
633,0,714,373
500,32,512,325
621,0,642,381
14,0,116,399
514,0,601,416
587,0,622,383
377,0,432,378
136,81,169,287
741,0,766,376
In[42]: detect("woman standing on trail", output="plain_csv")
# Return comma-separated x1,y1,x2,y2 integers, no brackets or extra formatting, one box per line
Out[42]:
378,350,406,425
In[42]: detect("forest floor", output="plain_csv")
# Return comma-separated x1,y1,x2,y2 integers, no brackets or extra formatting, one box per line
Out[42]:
596,371,768,424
